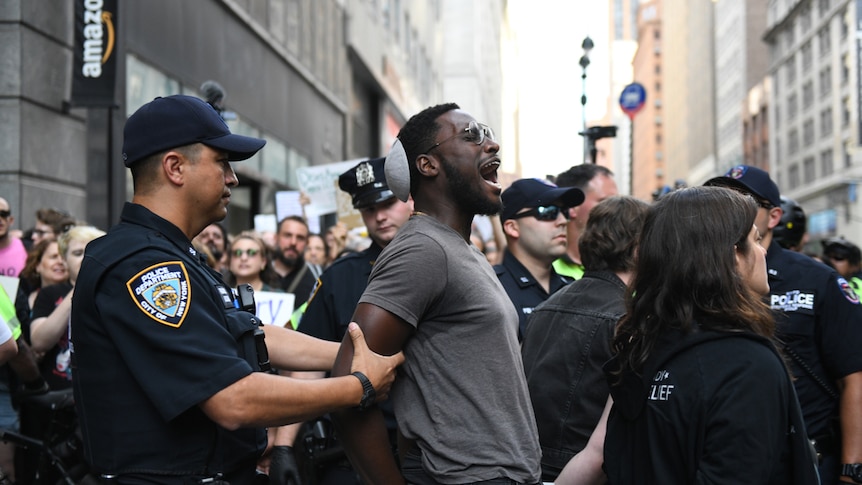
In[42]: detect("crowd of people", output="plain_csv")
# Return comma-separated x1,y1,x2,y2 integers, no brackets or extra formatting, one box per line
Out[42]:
0,93,858,485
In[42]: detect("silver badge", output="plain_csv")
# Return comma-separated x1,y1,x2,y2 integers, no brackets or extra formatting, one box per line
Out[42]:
356,162,375,187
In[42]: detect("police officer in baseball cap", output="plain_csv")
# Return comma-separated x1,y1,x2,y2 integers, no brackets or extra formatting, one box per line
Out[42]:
287,157,413,485
706,164,862,484
495,178,584,338
72,96,403,484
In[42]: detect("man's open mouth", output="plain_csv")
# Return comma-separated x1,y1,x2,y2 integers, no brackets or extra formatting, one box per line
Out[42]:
480,160,501,186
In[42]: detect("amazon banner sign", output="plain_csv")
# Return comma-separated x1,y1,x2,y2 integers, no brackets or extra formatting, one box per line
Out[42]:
71,0,118,107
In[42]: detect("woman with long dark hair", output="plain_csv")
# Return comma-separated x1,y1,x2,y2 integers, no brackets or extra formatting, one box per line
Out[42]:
603,186,818,484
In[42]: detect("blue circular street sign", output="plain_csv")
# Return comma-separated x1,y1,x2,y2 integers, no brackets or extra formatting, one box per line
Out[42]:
619,82,647,119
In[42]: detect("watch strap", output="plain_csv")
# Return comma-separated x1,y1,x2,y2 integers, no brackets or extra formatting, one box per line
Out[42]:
842,463,862,483
351,371,376,411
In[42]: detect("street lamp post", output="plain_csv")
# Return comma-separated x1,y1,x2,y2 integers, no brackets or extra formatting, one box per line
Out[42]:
579,36,594,164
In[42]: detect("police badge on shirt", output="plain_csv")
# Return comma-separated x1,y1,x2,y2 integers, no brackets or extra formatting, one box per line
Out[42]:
126,261,191,328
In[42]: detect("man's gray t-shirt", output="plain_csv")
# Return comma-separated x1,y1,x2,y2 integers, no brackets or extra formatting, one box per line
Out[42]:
359,214,541,484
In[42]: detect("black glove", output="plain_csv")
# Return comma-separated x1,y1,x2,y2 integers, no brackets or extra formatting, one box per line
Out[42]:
268,445,301,485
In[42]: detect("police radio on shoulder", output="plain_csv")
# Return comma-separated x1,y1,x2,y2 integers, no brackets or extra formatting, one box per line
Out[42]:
351,371,376,411
235,283,256,313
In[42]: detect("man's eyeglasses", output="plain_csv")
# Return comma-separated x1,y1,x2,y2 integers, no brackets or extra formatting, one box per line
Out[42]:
233,248,261,258
826,254,847,261
0,211,10,219
423,121,495,154
510,205,570,222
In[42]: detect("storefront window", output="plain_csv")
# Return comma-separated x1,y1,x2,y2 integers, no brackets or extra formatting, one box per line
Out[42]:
126,54,180,116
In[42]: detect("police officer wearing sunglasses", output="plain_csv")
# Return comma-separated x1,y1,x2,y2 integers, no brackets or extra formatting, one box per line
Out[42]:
494,178,584,339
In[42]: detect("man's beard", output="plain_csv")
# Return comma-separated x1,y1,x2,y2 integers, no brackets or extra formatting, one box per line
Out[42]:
206,243,223,262
276,250,299,268
440,156,501,216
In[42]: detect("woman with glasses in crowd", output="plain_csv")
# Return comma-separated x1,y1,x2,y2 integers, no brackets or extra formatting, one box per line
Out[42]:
225,232,281,293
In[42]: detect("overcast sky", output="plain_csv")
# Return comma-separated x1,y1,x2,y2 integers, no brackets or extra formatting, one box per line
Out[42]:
506,0,610,179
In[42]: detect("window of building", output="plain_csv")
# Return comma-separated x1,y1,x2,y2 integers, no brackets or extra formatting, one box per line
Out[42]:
802,81,813,109
819,66,832,96
818,26,831,56
801,41,813,70
382,0,390,29
818,0,830,17
821,149,834,175
789,129,800,155
786,56,796,85
841,8,849,39
788,93,798,119
801,2,812,32
126,54,181,116
786,19,796,50
286,0,300,54
262,136,288,183
843,97,851,127
821,108,833,136
770,42,781,65
803,156,816,181
803,118,815,145
842,54,850,85
788,163,800,189
286,147,310,189
614,0,624,40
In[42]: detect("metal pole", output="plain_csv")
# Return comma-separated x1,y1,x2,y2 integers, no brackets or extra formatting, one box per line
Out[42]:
581,69,588,164
579,36,593,165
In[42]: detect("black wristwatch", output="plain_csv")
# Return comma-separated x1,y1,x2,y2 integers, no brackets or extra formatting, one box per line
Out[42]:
351,371,376,411
842,463,862,483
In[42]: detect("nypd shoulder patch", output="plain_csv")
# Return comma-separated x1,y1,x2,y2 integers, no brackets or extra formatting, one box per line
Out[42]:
126,261,192,327
836,277,860,305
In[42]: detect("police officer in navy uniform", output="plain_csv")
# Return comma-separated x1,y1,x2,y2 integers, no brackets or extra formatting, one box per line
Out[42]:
494,178,583,338
270,157,413,485
822,237,862,299
300,157,414,343
706,165,862,485
70,95,403,485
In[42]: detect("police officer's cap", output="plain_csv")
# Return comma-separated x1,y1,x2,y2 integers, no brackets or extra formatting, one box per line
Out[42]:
500,178,585,221
338,157,396,209
122,95,266,167
703,165,781,208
